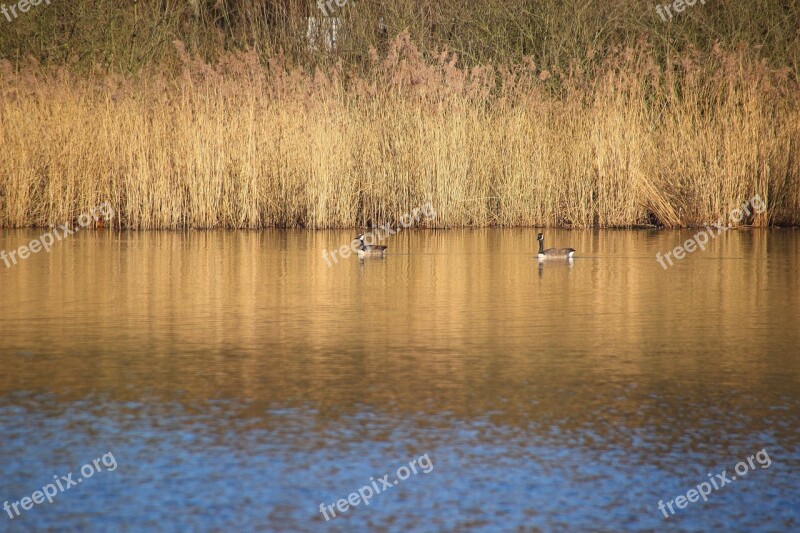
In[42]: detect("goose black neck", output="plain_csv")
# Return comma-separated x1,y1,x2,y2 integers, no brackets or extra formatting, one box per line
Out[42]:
538,239,544,254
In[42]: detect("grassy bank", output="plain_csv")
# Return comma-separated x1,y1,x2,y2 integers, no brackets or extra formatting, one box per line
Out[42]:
1,34,799,228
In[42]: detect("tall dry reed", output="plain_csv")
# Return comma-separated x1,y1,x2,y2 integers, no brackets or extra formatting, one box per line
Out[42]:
1,34,798,229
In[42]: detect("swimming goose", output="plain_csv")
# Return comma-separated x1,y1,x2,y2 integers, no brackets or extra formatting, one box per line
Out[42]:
356,233,387,257
537,232,575,259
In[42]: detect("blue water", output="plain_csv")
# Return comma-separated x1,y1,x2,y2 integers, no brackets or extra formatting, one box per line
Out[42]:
2,393,797,532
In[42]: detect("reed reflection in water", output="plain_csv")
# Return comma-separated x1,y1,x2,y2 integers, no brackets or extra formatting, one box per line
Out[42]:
0,228,798,531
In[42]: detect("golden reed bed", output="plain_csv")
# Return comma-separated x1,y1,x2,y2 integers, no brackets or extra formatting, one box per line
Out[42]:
1,34,798,229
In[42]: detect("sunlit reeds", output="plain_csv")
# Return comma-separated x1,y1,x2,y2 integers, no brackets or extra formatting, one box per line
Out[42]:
1,34,798,229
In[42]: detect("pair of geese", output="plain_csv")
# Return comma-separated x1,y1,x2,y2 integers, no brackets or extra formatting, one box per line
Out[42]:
354,232,575,259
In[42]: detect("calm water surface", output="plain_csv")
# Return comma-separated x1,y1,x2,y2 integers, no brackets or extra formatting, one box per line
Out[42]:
0,228,798,532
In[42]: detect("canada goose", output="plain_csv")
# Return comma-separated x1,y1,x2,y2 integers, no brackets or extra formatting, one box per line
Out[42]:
356,233,387,257
537,232,575,259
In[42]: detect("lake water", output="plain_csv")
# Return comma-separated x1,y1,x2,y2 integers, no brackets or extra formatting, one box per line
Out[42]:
0,228,798,531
